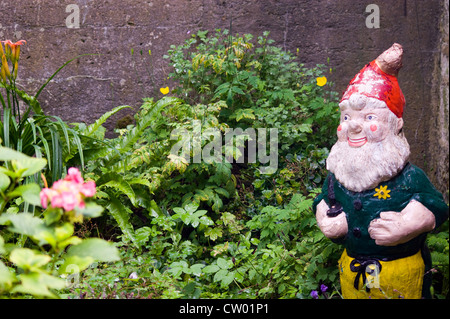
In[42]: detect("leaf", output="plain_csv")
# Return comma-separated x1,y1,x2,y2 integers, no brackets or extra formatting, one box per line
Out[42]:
11,272,65,298
58,255,95,275
235,109,256,122
82,105,131,137
0,172,10,192
76,202,104,218
214,187,230,198
14,157,47,178
9,248,51,272
168,261,190,277
97,173,137,206
14,89,43,115
221,271,235,288
0,212,45,238
7,183,41,206
0,146,47,178
166,154,189,174
202,264,220,274
0,146,25,160
217,257,233,270
184,201,200,214
204,227,223,241
0,261,16,287
148,200,163,218
214,268,229,282
199,215,214,226
194,189,210,202
172,207,186,215
190,263,205,276
106,195,137,245
66,238,120,263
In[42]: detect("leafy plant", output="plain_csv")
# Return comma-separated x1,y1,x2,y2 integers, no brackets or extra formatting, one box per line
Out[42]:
0,146,119,298
165,29,340,155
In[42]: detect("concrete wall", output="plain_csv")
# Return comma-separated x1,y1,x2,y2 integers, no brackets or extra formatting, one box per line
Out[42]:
429,0,449,202
1,0,448,197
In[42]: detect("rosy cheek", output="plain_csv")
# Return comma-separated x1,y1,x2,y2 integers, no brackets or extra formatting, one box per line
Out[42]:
370,124,378,132
337,125,342,132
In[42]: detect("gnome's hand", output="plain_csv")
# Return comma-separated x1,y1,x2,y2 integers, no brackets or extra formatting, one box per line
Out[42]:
368,200,436,246
315,199,348,239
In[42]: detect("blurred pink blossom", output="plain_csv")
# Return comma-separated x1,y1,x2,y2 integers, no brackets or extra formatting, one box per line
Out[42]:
40,168,96,211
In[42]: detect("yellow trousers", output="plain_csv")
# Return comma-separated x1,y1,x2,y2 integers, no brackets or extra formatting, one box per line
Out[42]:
338,249,424,299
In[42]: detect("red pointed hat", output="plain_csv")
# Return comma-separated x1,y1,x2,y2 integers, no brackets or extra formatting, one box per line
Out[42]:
340,43,405,118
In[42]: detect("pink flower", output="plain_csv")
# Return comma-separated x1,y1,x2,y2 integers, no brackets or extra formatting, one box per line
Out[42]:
80,181,96,197
66,167,84,185
40,188,58,209
59,191,82,212
39,168,96,212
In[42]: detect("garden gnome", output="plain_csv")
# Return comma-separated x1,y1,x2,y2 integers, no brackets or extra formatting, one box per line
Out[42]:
313,43,449,299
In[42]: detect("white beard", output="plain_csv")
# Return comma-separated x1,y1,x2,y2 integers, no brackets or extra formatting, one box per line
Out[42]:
326,133,410,192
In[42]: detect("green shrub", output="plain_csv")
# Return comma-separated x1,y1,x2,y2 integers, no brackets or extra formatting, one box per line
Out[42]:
165,29,340,155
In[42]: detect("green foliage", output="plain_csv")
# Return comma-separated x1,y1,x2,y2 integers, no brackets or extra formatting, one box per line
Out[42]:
427,220,449,298
0,146,119,298
165,29,340,154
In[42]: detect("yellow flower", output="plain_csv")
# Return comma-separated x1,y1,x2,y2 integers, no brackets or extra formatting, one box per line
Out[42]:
316,76,327,87
373,185,391,200
160,86,169,95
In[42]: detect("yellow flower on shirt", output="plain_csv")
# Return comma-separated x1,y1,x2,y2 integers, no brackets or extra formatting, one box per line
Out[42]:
374,185,391,200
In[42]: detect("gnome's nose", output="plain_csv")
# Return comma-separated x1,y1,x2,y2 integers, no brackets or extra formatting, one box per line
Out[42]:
348,121,363,134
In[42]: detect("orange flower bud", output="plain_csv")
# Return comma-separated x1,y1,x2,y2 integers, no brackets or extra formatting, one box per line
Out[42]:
1,54,11,79
0,66,7,83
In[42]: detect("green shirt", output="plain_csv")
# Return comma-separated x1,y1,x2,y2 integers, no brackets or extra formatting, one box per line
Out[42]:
313,163,449,260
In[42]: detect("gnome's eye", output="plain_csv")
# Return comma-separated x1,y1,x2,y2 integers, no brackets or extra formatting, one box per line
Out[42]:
366,115,376,121
343,115,350,121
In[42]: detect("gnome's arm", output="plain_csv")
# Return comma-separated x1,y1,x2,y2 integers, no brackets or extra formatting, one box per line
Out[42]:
368,200,435,246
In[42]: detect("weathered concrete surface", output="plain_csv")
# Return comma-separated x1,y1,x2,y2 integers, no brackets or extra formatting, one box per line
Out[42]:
1,0,448,196
429,0,449,202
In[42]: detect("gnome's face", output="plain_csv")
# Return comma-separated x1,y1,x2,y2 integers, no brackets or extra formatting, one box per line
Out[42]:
337,96,404,148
